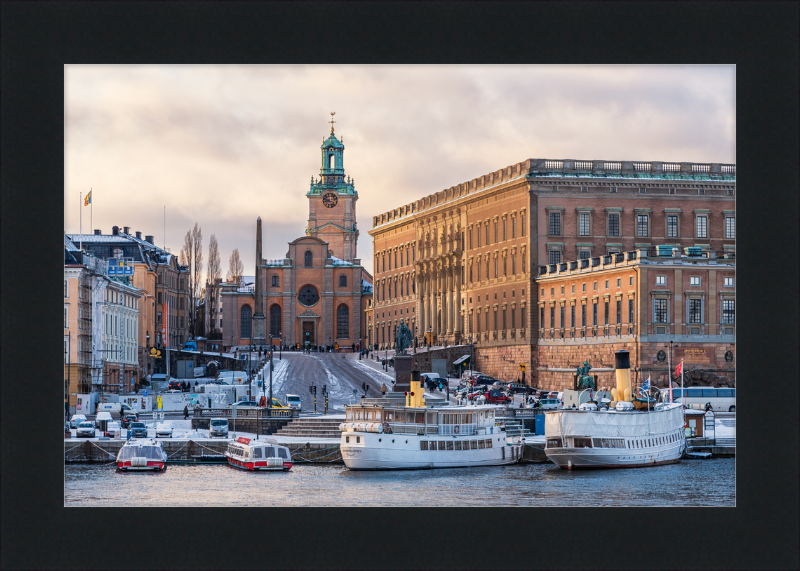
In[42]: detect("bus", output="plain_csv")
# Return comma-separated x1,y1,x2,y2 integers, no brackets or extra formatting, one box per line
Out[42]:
660,387,736,412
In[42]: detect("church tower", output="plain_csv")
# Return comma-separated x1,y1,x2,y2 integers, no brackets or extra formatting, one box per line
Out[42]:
306,113,359,261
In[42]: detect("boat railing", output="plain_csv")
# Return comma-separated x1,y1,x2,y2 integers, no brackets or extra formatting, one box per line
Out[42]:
438,424,478,436
388,423,438,435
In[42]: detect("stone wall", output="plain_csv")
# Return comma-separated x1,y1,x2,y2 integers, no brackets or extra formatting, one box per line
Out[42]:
535,340,736,392
407,346,473,376
475,344,535,384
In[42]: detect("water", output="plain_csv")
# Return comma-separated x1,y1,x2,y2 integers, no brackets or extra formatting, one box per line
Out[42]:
65,458,735,507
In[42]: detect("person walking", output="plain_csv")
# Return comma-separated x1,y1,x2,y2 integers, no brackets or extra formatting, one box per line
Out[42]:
183,405,189,420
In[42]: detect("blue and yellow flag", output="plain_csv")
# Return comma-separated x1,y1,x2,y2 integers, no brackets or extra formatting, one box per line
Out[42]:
84,191,92,206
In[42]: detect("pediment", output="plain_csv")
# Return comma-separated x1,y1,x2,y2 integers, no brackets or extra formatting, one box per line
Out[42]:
298,309,319,317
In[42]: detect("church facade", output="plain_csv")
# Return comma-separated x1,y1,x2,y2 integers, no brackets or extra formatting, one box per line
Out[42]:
220,125,372,351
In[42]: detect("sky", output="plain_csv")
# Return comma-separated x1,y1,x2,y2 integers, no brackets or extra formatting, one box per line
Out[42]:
64,65,735,280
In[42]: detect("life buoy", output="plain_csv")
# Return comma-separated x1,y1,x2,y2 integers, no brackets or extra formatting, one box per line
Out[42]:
383,422,390,433
454,425,460,434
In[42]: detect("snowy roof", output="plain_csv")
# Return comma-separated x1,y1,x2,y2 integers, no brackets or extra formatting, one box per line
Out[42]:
361,279,373,292
329,255,354,266
64,235,80,251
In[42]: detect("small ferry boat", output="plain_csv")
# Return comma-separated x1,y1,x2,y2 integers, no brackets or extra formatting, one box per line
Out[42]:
545,350,685,469
116,438,167,471
339,377,523,470
225,437,293,471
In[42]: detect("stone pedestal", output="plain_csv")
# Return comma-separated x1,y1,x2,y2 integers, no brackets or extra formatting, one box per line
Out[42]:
393,355,412,392
252,315,266,347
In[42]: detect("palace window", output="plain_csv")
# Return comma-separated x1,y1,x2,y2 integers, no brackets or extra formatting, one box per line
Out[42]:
592,302,598,326
579,213,590,236
560,305,565,328
616,300,622,324
725,217,735,239
549,212,561,236
240,305,252,338
477,226,482,247
688,298,702,324
337,305,350,339
608,213,619,237
690,276,701,286
628,299,634,323
696,216,707,239
339,275,347,287
549,250,561,265
304,251,312,267
511,254,516,275
503,308,507,329
270,304,281,337
637,215,649,238
494,221,498,243
512,217,516,238
469,228,473,249
570,305,575,328
724,277,734,287
722,300,735,324
521,213,525,237
485,310,489,332
272,275,279,287
579,250,590,261
502,219,507,241
494,257,498,278
604,301,609,325
540,307,544,329
503,256,507,276
656,275,666,286
653,299,668,323
667,215,679,238
581,305,586,327
550,306,555,329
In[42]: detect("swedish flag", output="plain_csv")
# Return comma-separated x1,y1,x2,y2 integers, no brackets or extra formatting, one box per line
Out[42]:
84,191,92,206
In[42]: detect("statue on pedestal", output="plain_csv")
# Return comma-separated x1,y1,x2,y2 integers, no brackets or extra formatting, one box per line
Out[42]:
395,319,413,355
576,360,595,391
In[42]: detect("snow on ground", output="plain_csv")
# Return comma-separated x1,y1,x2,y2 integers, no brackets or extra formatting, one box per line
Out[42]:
352,358,394,384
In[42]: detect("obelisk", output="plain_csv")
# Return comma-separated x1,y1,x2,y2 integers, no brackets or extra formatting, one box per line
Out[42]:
252,217,267,346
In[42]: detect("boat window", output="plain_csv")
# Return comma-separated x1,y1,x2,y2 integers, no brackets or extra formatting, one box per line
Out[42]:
574,438,592,448
375,411,381,421
356,437,360,443
346,410,353,421
485,439,492,448
355,411,362,420
420,441,428,450
454,441,462,450
345,436,350,443
387,411,394,421
471,440,478,450
264,447,276,458
487,410,493,419
446,441,454,450
253,447,262,459
365,410,371,420
277,448,289,459
438,441,446,450
427,412,437,424
415,412,425,424
244,450,249,459
546,438,562,449
479,440,485,449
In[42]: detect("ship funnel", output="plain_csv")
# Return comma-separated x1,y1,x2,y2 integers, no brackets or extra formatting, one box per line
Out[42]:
611,350,633,403
406,371,426,408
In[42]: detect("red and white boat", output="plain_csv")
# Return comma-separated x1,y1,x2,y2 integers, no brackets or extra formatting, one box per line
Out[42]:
225,437,293,471
116,438,167,471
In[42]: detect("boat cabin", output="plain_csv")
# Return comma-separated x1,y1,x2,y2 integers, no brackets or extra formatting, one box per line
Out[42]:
343,404,499,437
226,437,292,471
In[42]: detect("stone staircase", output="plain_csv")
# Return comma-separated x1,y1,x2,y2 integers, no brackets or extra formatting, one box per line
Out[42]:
501,420,533,439
274,416,344,439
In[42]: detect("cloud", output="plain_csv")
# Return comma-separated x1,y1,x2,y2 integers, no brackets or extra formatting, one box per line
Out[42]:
65,64,735,279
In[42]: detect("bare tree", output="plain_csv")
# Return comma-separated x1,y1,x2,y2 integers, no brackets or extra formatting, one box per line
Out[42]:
207,234,221,336
180,223,203,337
226,248,244,286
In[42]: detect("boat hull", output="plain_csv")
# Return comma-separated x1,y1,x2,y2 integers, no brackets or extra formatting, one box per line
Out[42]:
546,442,683,469
117,460,166,471
225,455,292,471
341,431,523,470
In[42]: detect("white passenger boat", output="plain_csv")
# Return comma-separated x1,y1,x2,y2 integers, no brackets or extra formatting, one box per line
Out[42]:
339,378,523,470
116,438,167,471
225,437,293,471
545,350,685,469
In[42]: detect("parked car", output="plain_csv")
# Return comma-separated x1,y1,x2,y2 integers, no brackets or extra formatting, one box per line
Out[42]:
76,421,96,438
168,380,183,391
538,398,561,410
232,401,259,407
129,422,148,438
473,375,497,386
104,421,121,438
421,373,444,391
468,389,512,405
70,414,87,429
209,418,229,438
121,414,139,428
155,423,173,438
507,383,536,395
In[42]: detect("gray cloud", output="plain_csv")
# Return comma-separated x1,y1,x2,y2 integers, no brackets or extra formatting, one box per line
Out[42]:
65,65,735,279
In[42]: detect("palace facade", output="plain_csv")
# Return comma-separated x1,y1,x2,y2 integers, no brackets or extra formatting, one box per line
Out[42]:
368,158,735,384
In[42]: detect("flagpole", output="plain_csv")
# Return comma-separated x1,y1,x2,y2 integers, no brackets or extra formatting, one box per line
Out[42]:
90,187,93,236
680,359,685,421
79,192,82,251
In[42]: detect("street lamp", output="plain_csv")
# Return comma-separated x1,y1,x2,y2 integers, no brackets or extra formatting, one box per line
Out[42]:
279,332,282,360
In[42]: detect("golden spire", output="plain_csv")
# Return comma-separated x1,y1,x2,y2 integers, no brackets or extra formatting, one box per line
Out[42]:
329,111,336,133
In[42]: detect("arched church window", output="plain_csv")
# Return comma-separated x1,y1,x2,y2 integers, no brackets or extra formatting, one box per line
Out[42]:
329,154,335,169
304,251,312,267
339,275,347,287
271,275,279,287
270,304,281,337
337,304,349,339
240,305,252,339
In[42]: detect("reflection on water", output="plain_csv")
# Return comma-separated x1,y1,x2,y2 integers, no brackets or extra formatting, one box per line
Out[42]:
65,459,735,507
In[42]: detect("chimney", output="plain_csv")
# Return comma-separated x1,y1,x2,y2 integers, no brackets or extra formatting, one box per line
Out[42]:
94,229,102,235
145,235,154,244
112,226,119,235
123,226,130,234
135,231,142,239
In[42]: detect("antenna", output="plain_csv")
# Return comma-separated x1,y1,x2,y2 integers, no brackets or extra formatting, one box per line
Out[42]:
329,112,336,133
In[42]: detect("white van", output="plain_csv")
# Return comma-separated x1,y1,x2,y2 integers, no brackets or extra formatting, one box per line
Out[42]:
96,402,135,419
286,394,302,410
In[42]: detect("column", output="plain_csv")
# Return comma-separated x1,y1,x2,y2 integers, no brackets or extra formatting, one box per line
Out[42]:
454,262,462,337
445,265,452,334
416,272,425,339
